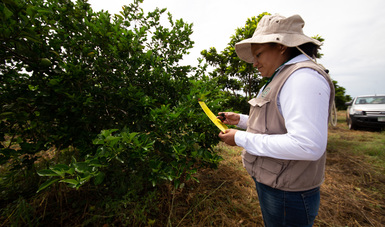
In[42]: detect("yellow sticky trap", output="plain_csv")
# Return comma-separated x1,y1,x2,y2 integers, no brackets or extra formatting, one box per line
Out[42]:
198,101,228,133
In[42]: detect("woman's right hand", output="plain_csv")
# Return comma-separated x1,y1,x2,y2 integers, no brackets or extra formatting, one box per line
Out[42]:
217,112,240,126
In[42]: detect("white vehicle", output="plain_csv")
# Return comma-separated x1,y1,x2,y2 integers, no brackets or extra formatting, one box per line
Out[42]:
345,95,385,130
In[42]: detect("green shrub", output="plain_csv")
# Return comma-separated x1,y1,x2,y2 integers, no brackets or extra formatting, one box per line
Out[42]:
1,1,225,224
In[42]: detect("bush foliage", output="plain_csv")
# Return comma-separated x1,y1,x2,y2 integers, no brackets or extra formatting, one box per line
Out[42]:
1,0,225,223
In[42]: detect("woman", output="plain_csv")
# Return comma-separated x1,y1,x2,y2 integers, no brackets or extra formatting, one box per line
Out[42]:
218,14,335,226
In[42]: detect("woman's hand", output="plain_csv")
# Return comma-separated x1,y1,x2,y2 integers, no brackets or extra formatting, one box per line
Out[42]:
217,112,240,125
218,129,238,146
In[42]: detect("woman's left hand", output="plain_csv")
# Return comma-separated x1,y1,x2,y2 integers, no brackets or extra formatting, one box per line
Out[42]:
218,129,238,146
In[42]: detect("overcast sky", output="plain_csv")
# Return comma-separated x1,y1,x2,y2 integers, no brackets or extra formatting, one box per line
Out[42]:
88,0,385,98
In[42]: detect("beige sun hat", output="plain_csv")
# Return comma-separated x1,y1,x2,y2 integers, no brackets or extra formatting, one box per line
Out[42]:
235,14,322,63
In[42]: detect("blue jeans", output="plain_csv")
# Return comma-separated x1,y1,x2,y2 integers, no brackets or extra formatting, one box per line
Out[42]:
253,178,320,227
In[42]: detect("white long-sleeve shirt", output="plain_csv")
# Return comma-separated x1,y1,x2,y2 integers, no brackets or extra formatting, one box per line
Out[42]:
234,55,331,161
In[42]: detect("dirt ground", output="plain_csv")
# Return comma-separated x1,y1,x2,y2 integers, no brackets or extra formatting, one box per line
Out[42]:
168,128,385,226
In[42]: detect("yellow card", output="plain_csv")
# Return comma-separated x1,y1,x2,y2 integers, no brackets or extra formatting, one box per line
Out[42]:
198,101,228,133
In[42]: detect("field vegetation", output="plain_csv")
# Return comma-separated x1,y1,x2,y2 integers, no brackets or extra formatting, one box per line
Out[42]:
1,0,383,226
150,111,385,226
1,112,384,226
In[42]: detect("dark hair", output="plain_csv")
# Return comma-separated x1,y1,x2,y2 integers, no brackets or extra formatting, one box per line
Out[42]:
256,42,320,60
287,42,319,59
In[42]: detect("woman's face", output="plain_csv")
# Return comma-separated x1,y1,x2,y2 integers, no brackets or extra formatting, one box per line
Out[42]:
251,43,288,78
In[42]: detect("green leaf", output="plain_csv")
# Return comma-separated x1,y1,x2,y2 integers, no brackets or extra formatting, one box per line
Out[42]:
49,164,73,177
100,129,118,138
79,175,92,184
93,138,104,145
105,135,121,147
49,169,65,178
36,9,52,14
26,6,37,17
3,5,13,19
128,132,138,142
37,178,59,193
20,32,41,43
49,50,60,57
37,169,59,177
0,112,14,120
146,50,152,58
40,58,52,67
88,158,106,167
52,164,70,170
94,171,105,185
73,162,92,173
60,179,79,186
66,167,75,175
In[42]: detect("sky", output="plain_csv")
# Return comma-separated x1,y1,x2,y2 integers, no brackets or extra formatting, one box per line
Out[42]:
88,0,385,98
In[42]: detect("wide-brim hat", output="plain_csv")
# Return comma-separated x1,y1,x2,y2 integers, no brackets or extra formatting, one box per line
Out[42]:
235,14,322,63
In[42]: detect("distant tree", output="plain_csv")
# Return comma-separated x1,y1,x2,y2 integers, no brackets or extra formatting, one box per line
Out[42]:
201,12,270,100
200,13,349,113
333,80,352,110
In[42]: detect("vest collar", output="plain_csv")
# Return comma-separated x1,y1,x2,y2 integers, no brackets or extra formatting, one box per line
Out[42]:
285,54,310,66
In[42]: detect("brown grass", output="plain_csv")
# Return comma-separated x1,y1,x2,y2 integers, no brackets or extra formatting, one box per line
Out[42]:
165,143,263,227
165,111,385,226
2,112,384,226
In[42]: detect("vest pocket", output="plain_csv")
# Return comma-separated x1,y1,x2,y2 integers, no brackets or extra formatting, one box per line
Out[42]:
247,97,270,133
248,97,270,107
255,157,285,188
242,149,257,176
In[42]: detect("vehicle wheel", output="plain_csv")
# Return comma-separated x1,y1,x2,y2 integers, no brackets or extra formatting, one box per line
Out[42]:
348,119,357,130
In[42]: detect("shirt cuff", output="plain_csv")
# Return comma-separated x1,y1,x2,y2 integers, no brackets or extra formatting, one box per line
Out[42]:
236,114,248,129
234,130,248,147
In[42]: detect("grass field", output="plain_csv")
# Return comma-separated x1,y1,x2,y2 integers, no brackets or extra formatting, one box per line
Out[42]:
1,111,384,226
166,111,385,226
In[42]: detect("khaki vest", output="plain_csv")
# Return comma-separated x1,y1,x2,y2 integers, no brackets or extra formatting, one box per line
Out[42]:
242,60,335,191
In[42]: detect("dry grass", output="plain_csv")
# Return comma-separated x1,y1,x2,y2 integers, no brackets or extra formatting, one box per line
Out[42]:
2,112,384,226
162,143,263,227
317,111,385,226
165,111,385,226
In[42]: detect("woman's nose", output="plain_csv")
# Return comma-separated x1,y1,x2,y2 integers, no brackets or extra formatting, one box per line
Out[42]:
253,59,258,67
